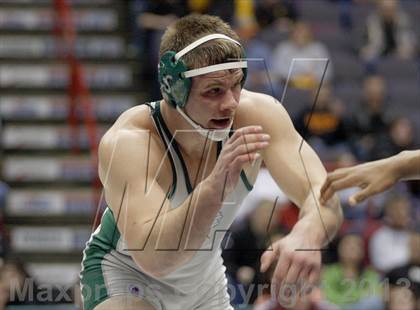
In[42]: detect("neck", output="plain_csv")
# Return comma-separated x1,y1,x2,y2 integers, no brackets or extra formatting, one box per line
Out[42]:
160,100,217,157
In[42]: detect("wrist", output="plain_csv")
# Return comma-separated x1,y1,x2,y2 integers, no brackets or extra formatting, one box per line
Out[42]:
199,177,222,206
392,151,410,181
291,218,325,248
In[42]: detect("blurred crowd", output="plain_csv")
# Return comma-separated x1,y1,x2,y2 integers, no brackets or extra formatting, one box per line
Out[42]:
128,0,420,309
0,0,419,309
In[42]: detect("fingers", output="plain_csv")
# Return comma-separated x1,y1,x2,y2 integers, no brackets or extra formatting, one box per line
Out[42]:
223,127,270,169
307,266,320,287
283,257,303,285
320,175,358,204
348,184,377,206
320,172,338,195
226,127,270,150
226,125,263,144
230,141,269,160
229,152,261,178
296,265,311,295
213,126,270,195
320,168,348,199
272,258,317,301
260,246,279,273
270,253,291,299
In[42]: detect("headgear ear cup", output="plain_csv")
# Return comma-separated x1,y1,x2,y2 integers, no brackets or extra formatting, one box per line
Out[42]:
158,34,248,109
158,51,191,108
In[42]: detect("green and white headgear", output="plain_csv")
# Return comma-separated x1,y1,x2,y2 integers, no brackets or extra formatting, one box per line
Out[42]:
158,34,248,141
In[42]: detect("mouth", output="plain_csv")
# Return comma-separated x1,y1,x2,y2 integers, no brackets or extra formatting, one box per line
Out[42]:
209,117,232,129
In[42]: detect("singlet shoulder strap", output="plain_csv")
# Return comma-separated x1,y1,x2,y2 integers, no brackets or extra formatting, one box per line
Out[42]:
226,130,253,191
149,101,177,198
153,103,194,194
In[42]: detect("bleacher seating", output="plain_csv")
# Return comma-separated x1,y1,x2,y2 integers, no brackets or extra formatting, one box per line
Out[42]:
0,0,140,303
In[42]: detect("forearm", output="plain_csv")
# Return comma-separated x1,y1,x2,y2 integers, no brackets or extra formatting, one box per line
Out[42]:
393,150,420,181
133,179,223,276
293,192,342,248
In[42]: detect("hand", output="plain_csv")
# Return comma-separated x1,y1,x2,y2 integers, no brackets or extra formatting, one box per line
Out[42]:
320,157,399,206
207,125,270,197
260,231,321,306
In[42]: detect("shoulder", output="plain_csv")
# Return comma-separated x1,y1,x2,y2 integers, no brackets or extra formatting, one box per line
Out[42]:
98,103,164,182
99,104,152,157
235,90,292,129
237,89,284,112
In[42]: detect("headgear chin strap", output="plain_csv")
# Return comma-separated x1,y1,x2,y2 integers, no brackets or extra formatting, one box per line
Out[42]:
176,105,231,141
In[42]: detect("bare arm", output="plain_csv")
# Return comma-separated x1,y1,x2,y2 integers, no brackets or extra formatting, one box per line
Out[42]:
320,150,420,205
99,126,269,277
242,94,342,301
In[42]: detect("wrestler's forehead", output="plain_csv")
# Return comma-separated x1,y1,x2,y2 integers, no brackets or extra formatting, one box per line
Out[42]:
194,69,243,86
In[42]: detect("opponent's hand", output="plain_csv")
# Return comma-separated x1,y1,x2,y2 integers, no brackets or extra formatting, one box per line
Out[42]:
260,232,321,306
320,157,399,206
207,125,270,196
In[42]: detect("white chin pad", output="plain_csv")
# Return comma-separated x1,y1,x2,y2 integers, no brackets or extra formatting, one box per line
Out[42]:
207,127,231,141
176,106,231,141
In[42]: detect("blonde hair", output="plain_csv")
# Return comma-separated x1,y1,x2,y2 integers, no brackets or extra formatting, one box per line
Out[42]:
159,14,244,70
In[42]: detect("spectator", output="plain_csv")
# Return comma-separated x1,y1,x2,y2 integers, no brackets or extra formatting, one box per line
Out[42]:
387,284,417,310
351,75,392,160
385,264,420,310
360,0,417,63
136,1,235,99
135,0,186,99
239,25,278,97
355,75,390,136
293,85,351,161
254,0,298,30
222,200,283,305
369,116,416,161
272,22,333,90
369,194,420,273
320,233,383,310
0,259,32,305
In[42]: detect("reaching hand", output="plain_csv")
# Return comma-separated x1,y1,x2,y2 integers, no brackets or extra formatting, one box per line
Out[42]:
320,157,399,206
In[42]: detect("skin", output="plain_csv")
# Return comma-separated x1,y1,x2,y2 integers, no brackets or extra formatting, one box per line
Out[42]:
94,295,155,310
94,69,342,309
320,150,420,206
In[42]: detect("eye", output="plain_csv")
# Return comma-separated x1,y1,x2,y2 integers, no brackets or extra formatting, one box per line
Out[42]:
206,87,223,96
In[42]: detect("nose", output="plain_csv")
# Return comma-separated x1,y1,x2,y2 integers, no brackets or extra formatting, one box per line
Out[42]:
220,88,240,112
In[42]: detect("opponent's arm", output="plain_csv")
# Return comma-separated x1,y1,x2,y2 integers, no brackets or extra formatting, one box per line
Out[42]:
99,126,268,277
320,150,420,205
245,95,342,298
